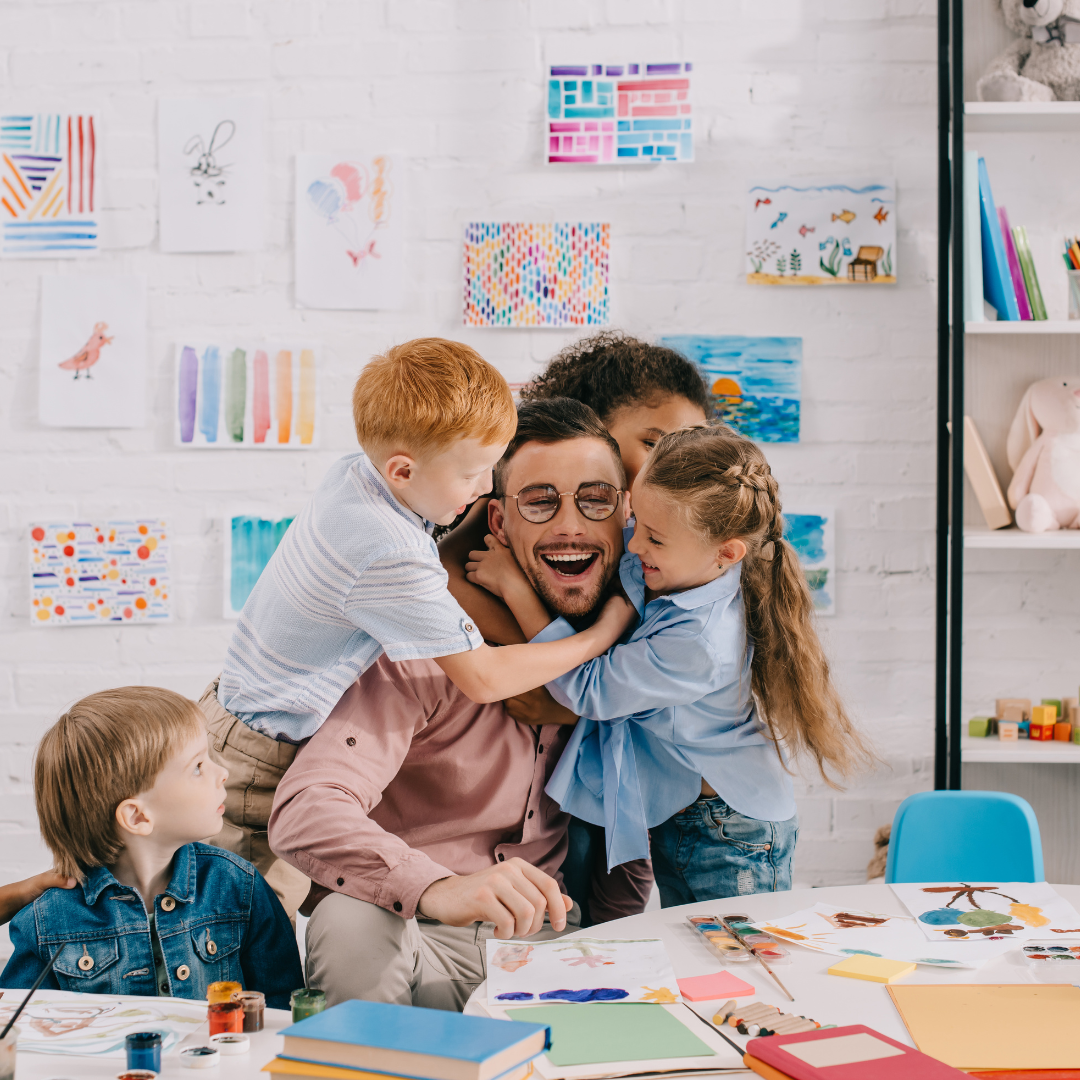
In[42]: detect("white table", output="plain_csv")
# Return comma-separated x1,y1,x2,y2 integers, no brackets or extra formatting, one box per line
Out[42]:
466,882,1080,1050
9,1005,292,1079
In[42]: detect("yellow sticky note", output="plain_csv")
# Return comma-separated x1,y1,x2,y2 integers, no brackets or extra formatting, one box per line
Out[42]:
827,955,916,983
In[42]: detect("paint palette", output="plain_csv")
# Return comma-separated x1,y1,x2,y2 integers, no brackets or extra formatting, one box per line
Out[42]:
687,915,790,965
1022,939,1080,980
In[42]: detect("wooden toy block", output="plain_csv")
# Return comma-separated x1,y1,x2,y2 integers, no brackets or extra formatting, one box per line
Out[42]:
996,697,1031,720
1001,705,1024,723
827,955,916,984
1074,727,1080,745
1041,699,1063,718
968,717,991,737
1064,696,1078,715
1055,722,1073,742
1032,721,1055,742
999,722,1019,741
1031,704,1057,725
1069,704,1079,726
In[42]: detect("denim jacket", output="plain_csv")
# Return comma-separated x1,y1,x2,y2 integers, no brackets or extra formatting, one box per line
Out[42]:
0,843,302,1010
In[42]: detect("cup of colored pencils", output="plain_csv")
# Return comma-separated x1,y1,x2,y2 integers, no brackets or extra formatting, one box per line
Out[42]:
1062,237,1080,319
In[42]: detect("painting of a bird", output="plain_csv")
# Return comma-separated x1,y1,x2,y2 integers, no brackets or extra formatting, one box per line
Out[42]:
58,322,113,379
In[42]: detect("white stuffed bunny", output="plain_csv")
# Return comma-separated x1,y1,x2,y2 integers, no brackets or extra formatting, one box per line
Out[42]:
978,0,1080,102
1006,377,1080,531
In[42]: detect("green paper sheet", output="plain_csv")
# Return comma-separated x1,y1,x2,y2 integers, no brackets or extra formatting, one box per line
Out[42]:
504,1004,716,1067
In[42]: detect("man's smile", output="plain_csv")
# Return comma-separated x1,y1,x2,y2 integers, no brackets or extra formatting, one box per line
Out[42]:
540,551,600,577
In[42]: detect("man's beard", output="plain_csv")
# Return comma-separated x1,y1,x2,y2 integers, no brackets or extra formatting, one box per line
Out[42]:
522,548,615,619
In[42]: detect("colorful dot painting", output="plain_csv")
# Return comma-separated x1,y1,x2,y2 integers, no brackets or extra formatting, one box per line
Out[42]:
29,520,171,627
463,223,610,328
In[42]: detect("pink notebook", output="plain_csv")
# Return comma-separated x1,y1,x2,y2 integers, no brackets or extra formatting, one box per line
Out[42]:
999,206,1032,320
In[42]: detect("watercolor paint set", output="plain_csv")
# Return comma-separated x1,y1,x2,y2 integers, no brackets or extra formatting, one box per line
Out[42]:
686,915,789,965
1022,939,1080,979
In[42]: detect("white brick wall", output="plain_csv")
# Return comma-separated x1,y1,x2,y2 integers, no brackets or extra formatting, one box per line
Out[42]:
0,0,939,906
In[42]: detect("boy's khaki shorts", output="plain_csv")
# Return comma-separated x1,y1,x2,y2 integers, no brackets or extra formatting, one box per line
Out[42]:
198,679,310,920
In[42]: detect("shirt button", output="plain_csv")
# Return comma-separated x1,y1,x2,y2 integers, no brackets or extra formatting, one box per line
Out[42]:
464,622,474,633
393,901,403,912
336,877,345,886
207,940,218,955
160,896,176,912
527,810,534,819
77,953,95,971
346,737,356,747
176,965,190,981
497,853,505,862
537,745,544,755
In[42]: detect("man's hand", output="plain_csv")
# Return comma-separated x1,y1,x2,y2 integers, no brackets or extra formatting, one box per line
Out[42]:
418,857,573,939
504,686,579,727
465,535,529,601
0,870,76,926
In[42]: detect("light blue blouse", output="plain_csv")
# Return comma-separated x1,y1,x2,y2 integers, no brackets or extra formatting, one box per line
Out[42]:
539,528,796,870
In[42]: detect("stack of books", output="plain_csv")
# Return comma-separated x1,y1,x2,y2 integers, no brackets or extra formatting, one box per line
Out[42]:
262,1000,550,1080
963,152,1047,323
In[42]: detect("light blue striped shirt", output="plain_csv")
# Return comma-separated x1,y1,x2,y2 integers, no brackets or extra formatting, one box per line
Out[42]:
219,451,484,742
542,527,796,870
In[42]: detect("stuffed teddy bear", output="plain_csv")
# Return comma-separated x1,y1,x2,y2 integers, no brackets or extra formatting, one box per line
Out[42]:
978,0,1080,102
1006,377,1080,531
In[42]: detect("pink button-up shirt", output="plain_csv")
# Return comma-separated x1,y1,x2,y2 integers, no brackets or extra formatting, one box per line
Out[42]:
268,655,573,920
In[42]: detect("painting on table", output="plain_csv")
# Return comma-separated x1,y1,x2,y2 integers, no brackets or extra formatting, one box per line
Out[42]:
39,275,147,428
158,97,266,252
545,62,692,164
223,512,295,618
463,222,609,327
30,520,170,627
783,508,836,616
295,153,403,309
745,181,896,285
659,335,801,443
1,112,98,257
174,342,318,448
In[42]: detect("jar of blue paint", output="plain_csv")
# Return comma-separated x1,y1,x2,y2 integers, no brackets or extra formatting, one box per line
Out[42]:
125,1031,162,1074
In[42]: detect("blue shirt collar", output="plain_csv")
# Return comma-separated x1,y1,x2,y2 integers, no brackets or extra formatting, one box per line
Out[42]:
619,549,743,617
356,451,435,535
81,844,198,907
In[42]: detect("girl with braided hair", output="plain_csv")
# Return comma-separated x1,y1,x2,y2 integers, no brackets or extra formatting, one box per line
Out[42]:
470,424,871,905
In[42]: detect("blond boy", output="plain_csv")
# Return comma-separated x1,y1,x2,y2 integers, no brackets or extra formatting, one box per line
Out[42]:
203,338,632,917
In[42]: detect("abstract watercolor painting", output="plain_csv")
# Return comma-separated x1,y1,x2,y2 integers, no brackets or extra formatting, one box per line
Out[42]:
463,223,609,327
223,512,295,618
39,275,147,428
1,113,98,257
892,881,1080,943
659,335,801,443
175,343,317,449
158,98,266,252
30,520,170,628
546,63,692,164
485,937,679,1006
783,508,836,616
745,181,896,285
295,153,403,310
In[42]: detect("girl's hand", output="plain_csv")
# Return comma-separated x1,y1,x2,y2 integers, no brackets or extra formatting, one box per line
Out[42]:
466,535,530,601
587,593,638,653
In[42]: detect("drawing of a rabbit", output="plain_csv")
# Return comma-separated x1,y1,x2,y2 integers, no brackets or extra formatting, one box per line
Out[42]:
183,120,236,205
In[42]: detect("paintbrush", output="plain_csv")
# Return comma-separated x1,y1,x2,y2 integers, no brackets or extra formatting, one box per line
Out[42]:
0,947,60,1041
680,1003,745,1055
719,915,795,1002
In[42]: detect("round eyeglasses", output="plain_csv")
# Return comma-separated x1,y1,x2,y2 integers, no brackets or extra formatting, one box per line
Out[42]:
505,483,623,524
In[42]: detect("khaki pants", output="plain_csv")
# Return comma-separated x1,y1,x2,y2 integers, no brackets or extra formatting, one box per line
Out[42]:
305,892,581,1011
198,679,310,920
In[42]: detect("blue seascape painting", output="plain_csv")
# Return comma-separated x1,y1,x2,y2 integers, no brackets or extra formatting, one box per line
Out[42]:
782,509,835,615
659,335,801,443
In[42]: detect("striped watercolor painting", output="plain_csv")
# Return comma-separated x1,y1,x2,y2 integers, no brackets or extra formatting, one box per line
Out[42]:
1,114,98,257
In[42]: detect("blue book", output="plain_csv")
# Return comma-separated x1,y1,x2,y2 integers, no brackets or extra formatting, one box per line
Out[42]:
977,157,1020,320
280,1000,551,1080
963,150,984,322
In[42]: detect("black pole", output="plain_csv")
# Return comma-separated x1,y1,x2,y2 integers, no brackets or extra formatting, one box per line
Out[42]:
934,0,951,791
948,0,965,791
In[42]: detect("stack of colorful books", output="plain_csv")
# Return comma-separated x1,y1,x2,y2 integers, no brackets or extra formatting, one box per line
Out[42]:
262,1000,550,1080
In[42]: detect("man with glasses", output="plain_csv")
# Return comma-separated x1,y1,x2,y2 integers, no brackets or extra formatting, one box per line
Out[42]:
269,399,634,1009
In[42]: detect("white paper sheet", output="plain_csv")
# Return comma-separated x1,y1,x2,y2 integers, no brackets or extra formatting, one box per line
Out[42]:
295,152,404,309
158,97,266,252
39,274,146,428
485,937,679,1006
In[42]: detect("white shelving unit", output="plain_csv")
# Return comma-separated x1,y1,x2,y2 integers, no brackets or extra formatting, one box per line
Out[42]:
966,321,1080,334
961,734,1080,764
964,527,1080,549
965,101,1080,133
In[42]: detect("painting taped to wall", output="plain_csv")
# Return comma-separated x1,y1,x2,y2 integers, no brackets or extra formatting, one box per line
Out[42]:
295,153,403,310
659,335,801,443
158,97,266,253
783,508,835,616
30,520,170,627
175,343,318,449
746,181,896,285
223,512,294,618
545,62,692,164
40,275,147,429
1,113,98,257
463,222,609,328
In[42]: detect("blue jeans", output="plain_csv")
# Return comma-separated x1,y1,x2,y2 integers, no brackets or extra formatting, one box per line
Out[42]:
649,796,798,907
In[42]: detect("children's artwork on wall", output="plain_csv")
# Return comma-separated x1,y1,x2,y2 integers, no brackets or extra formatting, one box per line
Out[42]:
745,182,896,285
223,512,295,618
1,113,98,257
892,881,1080,943
174,342,317,448
463,223,610,328
295,153,403,309
783,508,836,616
39,275,147,428
485,937,679,1006
158,97,266,252
659,335,801,443
30,520,170,627
545,63,693,164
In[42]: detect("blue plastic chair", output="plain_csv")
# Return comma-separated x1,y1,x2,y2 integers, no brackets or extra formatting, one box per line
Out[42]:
885,791,1044,883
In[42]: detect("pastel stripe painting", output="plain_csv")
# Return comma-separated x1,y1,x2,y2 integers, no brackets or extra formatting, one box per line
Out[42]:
224,513,294,618
175,342,318,448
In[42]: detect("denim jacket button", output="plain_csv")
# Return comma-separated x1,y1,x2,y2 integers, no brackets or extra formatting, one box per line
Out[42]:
207,940,217,955
77,954,94,971
161,896,176,912
176,964,191,980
